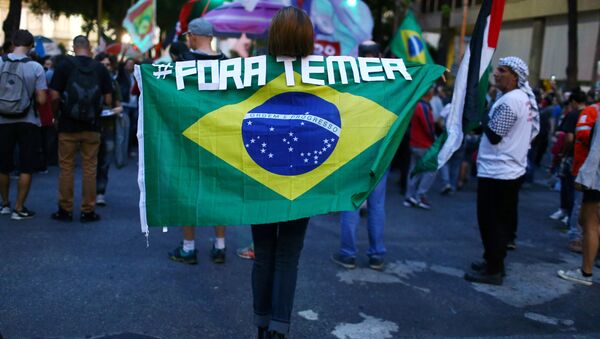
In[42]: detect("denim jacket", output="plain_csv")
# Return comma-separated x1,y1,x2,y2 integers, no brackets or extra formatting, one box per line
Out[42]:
576,117,600,191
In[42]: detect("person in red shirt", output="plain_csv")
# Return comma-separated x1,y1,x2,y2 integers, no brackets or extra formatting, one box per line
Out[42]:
404,87,437,210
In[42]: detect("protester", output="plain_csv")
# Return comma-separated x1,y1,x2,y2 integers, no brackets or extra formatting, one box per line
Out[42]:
167,18,229,265
550,90,587,252
95,53,123,207
0,29,47,220
404,87,437,209
168,41,189,62
438,103,462,195
464,56,539,285
49,35,113,222
37,55,57,173
250,7,313,339
331,40,387,271
116,58,138,157
558,102,600,285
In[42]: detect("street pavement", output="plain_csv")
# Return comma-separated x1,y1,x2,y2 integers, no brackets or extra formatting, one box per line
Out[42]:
1,159,600,339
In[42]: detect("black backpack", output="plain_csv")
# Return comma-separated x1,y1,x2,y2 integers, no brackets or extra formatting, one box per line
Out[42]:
62,57,102,122
0,56,34,118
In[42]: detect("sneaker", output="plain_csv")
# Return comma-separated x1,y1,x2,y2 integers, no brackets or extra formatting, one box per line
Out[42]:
506,240,517,250
11,207,35,220
549,209,566,220
557,268,592,286
0,202,10,215
96,194,106,207
464,270,503,286
80,211,101,223
51,208,73,222
440,184,452,195
236,244,255,260
568,239,583,253
331,253,356,269
210,245,226,264
403,197,418,207
416,197,431,210
560,215,569,225
169,245,198,265
368,256,385,271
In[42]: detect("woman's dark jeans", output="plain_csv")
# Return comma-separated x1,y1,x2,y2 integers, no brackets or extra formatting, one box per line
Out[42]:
252,218,309,335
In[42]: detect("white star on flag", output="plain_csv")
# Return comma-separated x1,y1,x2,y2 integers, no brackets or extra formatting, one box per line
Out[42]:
288,147,293,152
268,153,274,158
247,121,253,126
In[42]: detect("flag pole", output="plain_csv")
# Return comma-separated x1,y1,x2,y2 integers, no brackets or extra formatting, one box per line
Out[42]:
459,0,468,61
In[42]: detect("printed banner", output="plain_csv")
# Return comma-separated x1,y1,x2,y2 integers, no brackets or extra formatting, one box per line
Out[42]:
135,56,445,232
122,0,156,53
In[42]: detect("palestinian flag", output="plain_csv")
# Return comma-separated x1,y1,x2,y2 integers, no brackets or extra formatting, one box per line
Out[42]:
135,57,444,233
412,0,506,174
176,0,223,37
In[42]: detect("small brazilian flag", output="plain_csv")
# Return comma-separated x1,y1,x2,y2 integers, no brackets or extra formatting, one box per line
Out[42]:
390,10,434,64
136,56,444,232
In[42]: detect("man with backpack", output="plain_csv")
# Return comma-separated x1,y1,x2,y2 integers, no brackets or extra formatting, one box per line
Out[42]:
0,29,47,220
49,36,113,222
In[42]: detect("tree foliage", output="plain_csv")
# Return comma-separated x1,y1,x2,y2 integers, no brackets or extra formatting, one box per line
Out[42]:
2,0,22,46
29,0,187,39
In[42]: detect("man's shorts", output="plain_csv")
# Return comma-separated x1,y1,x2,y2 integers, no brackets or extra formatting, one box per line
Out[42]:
582,189,600,203
0,122,41,174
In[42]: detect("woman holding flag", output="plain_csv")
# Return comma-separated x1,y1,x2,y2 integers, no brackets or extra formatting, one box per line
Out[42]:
251,7,314,339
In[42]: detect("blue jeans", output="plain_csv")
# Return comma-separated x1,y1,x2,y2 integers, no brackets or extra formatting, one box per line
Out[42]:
252,218,309,335
339,171,388,258
568,190,583,241
96,126,115,195
407,147,436,199
440,150,461,190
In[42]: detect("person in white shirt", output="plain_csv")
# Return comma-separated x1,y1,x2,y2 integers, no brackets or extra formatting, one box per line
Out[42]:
464,56,539,285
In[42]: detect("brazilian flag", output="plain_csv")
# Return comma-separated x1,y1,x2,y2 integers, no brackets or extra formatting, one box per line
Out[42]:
390,10,434,64
136,56,444,231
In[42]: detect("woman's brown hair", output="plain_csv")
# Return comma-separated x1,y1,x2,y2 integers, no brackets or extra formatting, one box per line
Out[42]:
268,7,314,57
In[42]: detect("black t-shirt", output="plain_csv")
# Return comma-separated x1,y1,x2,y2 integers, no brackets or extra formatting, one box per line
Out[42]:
558,109,581,157
50,55,113,133
181,50,227,61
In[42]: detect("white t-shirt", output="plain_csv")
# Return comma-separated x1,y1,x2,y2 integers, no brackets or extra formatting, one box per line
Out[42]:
477,89,536,180
0,53,47,126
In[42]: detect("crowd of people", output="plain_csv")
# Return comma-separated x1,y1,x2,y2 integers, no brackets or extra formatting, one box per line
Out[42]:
1,8,599,338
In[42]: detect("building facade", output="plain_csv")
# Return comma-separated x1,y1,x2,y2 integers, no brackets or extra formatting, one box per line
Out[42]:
0,0,97,51
415,0,600,85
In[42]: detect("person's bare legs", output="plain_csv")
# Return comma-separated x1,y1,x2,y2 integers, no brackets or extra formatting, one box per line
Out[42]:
214,226,226,241
14,173,32,211
581,201,600,274
183,226,195,241
0,173,9,205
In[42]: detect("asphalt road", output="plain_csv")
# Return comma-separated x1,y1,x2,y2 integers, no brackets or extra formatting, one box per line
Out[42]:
1,159,599,339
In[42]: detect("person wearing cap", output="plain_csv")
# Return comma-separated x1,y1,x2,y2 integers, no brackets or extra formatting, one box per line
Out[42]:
464,56,539,285
180,18,226,61
168,18,228,265
331,40,388,271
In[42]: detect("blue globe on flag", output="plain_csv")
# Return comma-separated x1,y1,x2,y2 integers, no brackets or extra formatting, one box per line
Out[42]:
242,92,341,176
